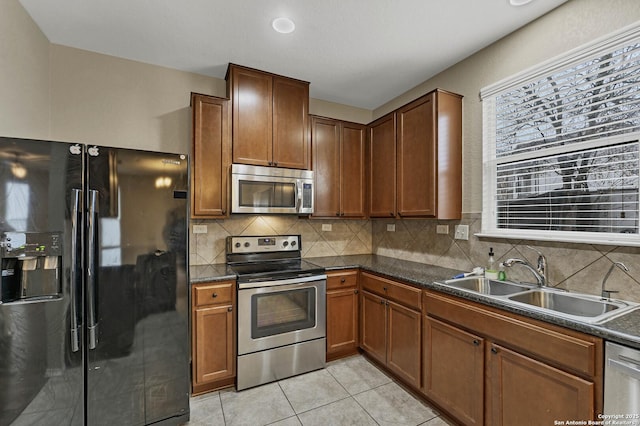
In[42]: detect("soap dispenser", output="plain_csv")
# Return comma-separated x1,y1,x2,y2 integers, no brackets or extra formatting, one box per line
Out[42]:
485,247,499,279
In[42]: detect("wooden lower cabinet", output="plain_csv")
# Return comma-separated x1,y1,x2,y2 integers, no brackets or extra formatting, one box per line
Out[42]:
326,270,360,361
487,343,594,425
422,290,602,425
387,300,421,386
359,273,422,389
191,281,236,395
360,289,387,364
423,316,484,426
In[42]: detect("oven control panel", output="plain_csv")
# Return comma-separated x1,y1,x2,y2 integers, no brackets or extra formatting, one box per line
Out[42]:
227,235,301,254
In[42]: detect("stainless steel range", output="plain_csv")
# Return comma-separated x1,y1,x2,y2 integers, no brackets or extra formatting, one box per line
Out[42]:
227,235,327,391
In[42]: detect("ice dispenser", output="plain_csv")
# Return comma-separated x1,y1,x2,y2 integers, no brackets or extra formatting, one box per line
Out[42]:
1,232,62,302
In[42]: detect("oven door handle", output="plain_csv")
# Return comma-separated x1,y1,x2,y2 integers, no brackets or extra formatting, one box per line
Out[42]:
237,274,327,289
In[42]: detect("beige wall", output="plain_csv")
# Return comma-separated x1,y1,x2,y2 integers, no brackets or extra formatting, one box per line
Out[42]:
0,0,50,139
372,0,640,303
374,0,640,214
49,45,221,154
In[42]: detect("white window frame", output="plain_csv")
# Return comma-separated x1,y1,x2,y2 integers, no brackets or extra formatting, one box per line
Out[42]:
479,22,640,246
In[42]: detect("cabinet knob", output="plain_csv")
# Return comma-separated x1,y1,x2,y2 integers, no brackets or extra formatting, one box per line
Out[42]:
228,306,233,312
491,347,498,354
212,293,218,298
341,278,346,283
380,300,385,305
383,286,387,291
336,212,340,216
389,212,394,216
473,339,480,346
222,209,226,215
354,289,359,294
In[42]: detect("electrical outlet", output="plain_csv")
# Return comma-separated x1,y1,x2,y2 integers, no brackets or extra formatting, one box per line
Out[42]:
454,224,469,240
387,224,396,232
192,224,208,234
436,225,449,234
322,224,332,232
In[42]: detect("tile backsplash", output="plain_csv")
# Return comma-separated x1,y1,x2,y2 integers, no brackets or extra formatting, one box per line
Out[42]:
372,213,640,304
189,213,640,303
189,215,372,265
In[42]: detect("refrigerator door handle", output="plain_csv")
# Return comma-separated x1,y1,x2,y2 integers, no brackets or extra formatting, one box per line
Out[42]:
70,189,82,352
87,189,99,350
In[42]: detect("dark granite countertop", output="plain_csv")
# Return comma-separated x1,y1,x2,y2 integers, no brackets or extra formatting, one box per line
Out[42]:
189,254,640,350
190,263,236,283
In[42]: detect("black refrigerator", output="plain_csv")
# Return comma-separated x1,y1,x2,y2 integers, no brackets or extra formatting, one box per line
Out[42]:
0,137,190,425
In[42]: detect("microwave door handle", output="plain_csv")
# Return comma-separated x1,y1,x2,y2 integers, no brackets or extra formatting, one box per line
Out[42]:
295,181,302,212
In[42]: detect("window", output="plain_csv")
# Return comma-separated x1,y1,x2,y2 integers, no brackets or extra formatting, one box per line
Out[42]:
481,23,640,245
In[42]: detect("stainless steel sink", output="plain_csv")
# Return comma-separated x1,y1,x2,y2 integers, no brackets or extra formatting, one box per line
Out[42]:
438,276,639,324
506,288,635,323
442,276,535,296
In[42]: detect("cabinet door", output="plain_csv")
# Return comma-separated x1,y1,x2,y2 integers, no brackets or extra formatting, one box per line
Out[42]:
423,317,484,426
487,343,594,425
360,289,387,365
387,300,421,389
230,65,273,166
273,76,309,169
191,94,230,217
193,304,235,385
369,113,396,218
311,116,340,217
434,91,463,219
326,287,359,359
397,94,436,217
341,122,367,218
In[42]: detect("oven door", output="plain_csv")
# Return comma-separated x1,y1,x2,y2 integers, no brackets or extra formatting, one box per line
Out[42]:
237,276,326,355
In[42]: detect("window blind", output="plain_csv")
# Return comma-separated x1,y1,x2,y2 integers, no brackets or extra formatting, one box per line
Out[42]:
481,22,640,245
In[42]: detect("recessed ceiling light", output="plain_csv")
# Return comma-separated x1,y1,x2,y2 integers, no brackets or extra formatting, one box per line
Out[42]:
272,17,295,34
509,0,533,5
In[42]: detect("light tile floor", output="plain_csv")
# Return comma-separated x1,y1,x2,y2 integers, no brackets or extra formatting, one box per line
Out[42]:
185,354,456,426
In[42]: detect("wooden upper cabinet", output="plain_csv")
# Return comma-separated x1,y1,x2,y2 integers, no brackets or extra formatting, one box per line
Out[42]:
397,94,436,217
368,89,462,219
273,76,310,169
190,93,231,218
311,116,366,218
312,117,340,217
432,90,463,219
369,113,397,218
228,66,272,167
227,64,310,169
340,122,367,217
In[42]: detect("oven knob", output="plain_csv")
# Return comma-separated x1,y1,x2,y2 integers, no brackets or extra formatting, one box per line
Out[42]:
283,241,289,247
291,241,297,247
244,242,250,248
235,242,241,248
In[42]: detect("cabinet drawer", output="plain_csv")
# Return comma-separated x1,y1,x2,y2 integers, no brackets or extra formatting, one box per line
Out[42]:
424,290,601,378
361,272,421,311
327,270,358,290
193,281,234,307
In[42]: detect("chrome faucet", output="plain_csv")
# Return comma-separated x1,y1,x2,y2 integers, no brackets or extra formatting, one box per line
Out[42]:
503,246,548,287
601,261,628,300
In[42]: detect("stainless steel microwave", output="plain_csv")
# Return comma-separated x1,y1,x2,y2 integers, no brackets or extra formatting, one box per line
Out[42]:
231,164,314,214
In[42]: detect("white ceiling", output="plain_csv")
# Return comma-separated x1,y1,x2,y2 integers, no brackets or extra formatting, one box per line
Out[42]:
19,0,567,110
